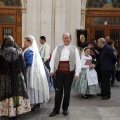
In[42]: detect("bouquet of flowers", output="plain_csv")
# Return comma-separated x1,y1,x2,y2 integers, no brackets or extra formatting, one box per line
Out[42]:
91,59,98,65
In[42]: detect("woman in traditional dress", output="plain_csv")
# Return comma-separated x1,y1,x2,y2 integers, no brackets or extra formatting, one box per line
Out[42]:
72,47,100,98
0,36,31,120
23,35,49,111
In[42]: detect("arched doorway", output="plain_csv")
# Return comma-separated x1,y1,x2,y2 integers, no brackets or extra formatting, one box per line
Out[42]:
0,0,22,47
85,0,120,55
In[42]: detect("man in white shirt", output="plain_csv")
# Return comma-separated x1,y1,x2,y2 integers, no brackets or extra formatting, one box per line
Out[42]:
40,36,50,70
49,33,81,117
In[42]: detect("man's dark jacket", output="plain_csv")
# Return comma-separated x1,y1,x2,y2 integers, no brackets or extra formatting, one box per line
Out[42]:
100,44,117,71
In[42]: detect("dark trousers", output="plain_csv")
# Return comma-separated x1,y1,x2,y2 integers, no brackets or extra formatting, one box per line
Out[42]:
101,70,112,97
111,67,116,85
44,60,50,71
53,71,74,112
95,64,101,87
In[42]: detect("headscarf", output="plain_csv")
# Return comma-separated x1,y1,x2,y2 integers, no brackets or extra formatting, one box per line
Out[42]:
1,36,19,50
0,36,21,62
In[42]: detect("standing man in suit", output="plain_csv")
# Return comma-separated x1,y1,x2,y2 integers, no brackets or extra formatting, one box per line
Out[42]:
49,33,81,117
98,38,117,100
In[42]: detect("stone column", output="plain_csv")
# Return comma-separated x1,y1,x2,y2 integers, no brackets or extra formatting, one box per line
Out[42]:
51,0,56,51
21,0,27,47
81,9,86,29
69,0,81,45
81,0,88,29
23,0,53,48
54,0,67,46
40,0,52,48
25,0,43,46
26,0,38,39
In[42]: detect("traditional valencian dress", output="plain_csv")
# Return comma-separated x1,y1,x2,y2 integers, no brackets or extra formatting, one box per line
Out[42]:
0,47,31,117
72,55,101,95
23,36,49,106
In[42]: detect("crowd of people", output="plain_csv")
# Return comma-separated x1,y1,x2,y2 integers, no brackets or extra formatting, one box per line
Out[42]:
0,33,119,119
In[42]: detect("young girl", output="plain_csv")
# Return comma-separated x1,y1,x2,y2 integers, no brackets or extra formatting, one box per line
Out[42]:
72,47,100,98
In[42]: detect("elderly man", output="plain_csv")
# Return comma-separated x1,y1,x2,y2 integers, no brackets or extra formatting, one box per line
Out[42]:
49,33,81,117
98,38,117,100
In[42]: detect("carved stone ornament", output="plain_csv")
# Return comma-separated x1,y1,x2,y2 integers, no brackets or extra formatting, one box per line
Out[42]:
0,1,5,6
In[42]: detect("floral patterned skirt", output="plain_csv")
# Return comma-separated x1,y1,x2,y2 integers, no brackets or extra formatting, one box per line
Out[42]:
0,97,31,117
0,73,31,117
72,69,101,95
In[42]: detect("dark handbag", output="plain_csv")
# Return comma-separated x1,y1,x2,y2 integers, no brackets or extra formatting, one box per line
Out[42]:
44,60,50,70
116,68,120,82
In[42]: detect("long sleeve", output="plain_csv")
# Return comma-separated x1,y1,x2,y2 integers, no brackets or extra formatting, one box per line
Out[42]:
40,43,50,62
44,44,50,61
50,47,58,73
81,57,91,69
24,50,33,66
75,48,81,76
81,60,89,69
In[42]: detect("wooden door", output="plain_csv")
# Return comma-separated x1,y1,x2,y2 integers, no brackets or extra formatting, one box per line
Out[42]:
89,26,120,56
0,25,15,45
108,27,120,55
0,8,22,47
92,26,107,40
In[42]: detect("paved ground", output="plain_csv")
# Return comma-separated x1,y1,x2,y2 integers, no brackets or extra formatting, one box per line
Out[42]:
1,81,120,120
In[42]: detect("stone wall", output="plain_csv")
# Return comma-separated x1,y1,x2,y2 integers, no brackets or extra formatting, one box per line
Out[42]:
22,0,83,51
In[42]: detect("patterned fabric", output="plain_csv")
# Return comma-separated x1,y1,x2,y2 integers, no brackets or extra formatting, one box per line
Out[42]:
0,47,31,117
26,67,44,104
0,47,21,62
72,69,101,95
0,97,31,117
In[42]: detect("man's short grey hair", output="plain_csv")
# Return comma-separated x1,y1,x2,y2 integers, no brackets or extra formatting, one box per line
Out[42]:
98,38,106,44
62,33,72,39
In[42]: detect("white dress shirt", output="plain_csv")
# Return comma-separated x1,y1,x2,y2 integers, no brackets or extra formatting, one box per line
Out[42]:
40,43,50,62
50,45,81,76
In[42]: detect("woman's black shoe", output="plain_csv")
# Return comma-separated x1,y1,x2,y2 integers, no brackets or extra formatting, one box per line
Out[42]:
34,104,40,108
86,94,93,97
9,117,17,120
97,93,102,96
31,106,36,111
31,104,40,111
82,95,88,99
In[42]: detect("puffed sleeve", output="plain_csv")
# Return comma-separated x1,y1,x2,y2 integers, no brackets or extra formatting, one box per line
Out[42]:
24,50,33,66
81,58,90,69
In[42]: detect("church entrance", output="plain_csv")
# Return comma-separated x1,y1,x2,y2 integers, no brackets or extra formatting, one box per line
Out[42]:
85,0,120,56
0,0,22,47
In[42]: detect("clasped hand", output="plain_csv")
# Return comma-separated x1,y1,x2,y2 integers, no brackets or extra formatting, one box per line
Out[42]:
89,64,95,69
